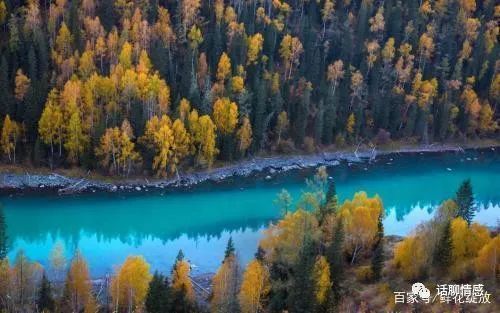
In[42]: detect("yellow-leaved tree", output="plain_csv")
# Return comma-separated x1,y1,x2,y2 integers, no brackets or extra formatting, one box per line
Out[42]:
110,256,152,312
237,116,253,154
213,97,238,135
64,251,95,313
189,110,219,167
238,259,270,313
260,209,320,265
64,106,89,164
216,52,232,82
171,257,195,303
246,33,264,65
449,217,490,279
95,125,140,176
39,89,64,164
14,69,30,101
170,119,191,177
392,234,427,280
1,115,22,163
211,253,241,313
339,192,383,264
312,256,331,306
279,35,304,80
474,235,499,280
152,115,174,177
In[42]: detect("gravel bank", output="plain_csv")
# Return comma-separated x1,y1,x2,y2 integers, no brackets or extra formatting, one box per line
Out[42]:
0,144,492,195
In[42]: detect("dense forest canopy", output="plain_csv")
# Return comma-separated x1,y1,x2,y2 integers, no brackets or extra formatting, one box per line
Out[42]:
0,0,498,176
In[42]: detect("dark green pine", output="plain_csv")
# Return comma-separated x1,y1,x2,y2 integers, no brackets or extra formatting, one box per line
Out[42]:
455,179,475,225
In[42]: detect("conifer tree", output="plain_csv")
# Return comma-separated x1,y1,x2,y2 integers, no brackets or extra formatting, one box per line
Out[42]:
288,237,315,313
371,213,384,281
224,237,235,260
326,219,345,305
318,180,338,223
37,272,55,313
455,179,475,225
145,272,171,313
432,221,452,273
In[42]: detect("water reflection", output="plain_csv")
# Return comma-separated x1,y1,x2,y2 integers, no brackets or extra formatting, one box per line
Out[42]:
3,149,499,277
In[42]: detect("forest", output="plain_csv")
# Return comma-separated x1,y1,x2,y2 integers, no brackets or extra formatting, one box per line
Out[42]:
0,0,498,177
0,168,498,312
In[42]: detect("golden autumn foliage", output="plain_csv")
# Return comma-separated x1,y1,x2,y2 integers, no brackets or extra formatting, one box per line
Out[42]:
187,25,203,50
111,256,152,312
339,192,383,263
474,235,499,280
237,116,253,153
238,260,270,313
217,52,232,82
411,72,438,109
346,113,355,135
95,126,140,176
211,254,240,313
65,251,95,313
449,217,490,279
189,111,218,167
213,97,239,135
64,108,89,164
178,98,191,123
478,102,498,135
171,260,194,302
279,35,303,79
313,256,331,305
246,33,264,65
0,1,6,25
260,209,320,265
275,111,289,146
170,119,192,174
231,76,245,94
14,69,30,101
140,115,191,176
1,115,22,163
149,115,174,177
393,235,427,280
39,90,64,159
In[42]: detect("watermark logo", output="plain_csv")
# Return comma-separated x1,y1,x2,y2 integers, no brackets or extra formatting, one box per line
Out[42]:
394,283,492,304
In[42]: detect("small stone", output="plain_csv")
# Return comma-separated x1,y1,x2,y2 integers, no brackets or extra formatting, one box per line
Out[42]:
135,186,141,191
265,175,271,180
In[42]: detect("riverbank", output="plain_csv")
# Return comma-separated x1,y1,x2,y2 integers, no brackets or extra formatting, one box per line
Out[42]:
0,141,498,194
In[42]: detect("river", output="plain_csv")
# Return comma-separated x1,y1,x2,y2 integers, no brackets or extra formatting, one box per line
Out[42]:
2,149,499,278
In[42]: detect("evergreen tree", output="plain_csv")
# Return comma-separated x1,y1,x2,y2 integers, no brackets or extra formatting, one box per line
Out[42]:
255,245,265,262
224,237,235,260
170,286,195,313
176,249,185,263
145,272,171,313
371,213,384,281
0,205,7,259
432,221,452,273
37,272,55,313
318,179,338,224
288,237,315,313
455,179,475,225
326,219,344,305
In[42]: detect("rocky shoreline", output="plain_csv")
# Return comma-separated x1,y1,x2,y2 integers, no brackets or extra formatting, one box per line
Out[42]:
0,144,495,195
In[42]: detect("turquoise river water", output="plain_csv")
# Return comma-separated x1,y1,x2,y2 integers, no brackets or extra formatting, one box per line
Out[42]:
1,149,499,278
